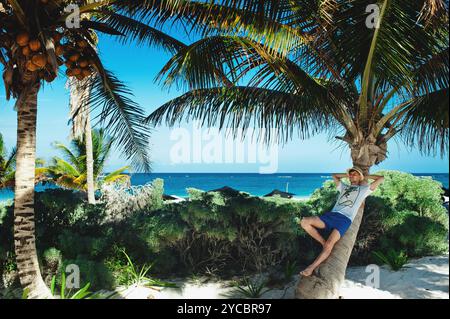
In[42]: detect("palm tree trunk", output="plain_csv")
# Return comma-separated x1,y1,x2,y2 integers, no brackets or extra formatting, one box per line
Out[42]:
295,139,377,299
69,77,95,204
14,83,52,299
85,111,96,204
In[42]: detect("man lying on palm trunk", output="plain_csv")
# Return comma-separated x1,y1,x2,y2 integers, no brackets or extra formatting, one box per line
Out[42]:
299,167,385,277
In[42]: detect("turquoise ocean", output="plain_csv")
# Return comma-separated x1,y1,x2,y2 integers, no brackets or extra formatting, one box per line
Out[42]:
1,173,448,202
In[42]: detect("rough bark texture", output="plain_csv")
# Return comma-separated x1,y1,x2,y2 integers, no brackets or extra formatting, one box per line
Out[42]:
69,77,95,204
85,111,96,204
14,83,52,299
295,139,378,299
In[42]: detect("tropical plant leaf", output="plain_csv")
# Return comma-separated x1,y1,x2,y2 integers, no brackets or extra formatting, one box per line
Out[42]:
88,67,152,172
147,86,339,143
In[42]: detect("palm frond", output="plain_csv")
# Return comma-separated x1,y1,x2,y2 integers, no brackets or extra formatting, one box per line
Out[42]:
49,157,81,178
103,166,130,185
115,0,303,55
417,0,448,27
52,142,82,170
55,175,84,191
92,9,186,54
147,86,338,143
414,48,449,95
88,65,152,172
397,88,449,156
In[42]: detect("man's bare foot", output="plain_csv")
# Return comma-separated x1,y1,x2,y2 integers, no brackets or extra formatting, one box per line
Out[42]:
299,267,315,277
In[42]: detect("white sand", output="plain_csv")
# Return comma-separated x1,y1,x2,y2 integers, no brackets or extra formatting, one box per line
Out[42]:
341,255,449,299
111,254,449,299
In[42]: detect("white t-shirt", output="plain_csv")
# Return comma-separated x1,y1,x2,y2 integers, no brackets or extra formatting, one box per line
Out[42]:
332,182,373,221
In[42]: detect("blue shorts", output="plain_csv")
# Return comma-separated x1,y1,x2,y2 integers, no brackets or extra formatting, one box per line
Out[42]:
319,212,352,237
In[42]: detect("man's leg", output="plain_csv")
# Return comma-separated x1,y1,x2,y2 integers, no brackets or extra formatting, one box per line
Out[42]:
299,217,327,246
300,229,341,277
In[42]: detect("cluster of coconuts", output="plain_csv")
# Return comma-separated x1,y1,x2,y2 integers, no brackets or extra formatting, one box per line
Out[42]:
15,31,95,82
16,31,57,82
63,39,95,81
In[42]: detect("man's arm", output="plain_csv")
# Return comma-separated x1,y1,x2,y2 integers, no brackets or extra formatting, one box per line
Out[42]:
332,173,347,188
367,175,385,191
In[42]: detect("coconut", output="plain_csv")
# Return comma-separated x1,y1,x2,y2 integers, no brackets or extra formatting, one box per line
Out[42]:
69,53,80,62
64,61,73,68
72,68,82,76
55,45,65,56
16,32,30,47
31,54,47,68
29,39,42,52
22,46,31,56
78,59,89,68
26,60,40,72
77,40,88,48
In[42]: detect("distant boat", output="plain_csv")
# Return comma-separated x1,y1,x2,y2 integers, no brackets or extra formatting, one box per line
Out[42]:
264,189,296,199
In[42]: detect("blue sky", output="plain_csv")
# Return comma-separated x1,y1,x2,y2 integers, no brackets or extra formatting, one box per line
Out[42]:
0,34,448,174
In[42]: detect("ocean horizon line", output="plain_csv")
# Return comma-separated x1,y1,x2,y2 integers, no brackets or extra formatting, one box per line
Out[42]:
124,171,450,174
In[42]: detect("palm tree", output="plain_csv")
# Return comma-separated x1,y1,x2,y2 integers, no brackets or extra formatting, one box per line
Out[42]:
69,77,97,204
47,129,130,193
0,0,188,298
145,0,449,298
0,133,16,189
1,134,52,189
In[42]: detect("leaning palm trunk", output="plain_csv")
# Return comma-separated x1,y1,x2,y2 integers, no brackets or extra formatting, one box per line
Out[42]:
14,83,52,298
69,77,95,204
295,139,381,299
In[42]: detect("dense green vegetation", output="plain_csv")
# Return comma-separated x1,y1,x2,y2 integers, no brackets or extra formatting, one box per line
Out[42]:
1,171,448,293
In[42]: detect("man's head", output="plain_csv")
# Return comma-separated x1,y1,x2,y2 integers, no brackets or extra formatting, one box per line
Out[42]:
347,167,365,185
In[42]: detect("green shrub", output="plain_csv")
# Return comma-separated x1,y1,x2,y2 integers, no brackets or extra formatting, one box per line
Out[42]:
230,277,271,299
1,171,447,290
132,189,300,276
34,189,107,247
43,248,62,272
374,171,447,224
379,213,448,257
60,259,115,291
372,249,409,271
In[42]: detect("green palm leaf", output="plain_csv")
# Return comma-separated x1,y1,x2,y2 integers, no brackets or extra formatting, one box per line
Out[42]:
102,166,130,185
87,65,152,172
398,88,449,156
147,86,339,143
92,9,186,54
